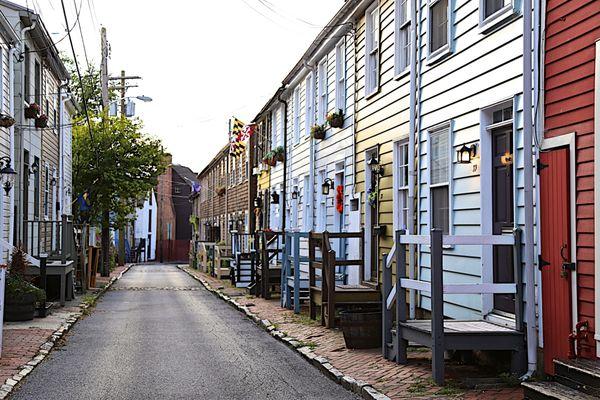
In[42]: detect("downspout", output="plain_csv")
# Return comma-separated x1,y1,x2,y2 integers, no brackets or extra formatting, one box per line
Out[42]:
278,89,288,233
16,21,37,244
8,44,17,250
351,25,358,197
303,60,316,230
407,0,418,320
521,0,538,379
58,84,69,220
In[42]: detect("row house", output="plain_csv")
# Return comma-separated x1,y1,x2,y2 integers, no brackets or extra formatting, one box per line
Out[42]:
195,142,249,245
195,0,600,387
0,1,74,261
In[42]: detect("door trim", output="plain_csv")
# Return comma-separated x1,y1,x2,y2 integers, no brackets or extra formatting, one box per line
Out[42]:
541,132,577,336
594,39,600,353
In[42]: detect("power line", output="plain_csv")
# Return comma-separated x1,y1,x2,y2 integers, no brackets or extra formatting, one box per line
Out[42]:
73,0,90,69
61,0,94,147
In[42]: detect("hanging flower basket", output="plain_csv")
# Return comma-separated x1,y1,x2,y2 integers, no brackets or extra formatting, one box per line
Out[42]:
216,186,226,196
310,124,326,140
327,109,344,129
0,113,15,128
25,103,40,119
272,146,285,162
262,151,277,167
367,186,378,208
336,185,344,214
35,114,48,129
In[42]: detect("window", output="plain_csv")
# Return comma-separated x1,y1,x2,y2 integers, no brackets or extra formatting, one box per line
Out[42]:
429,0,449,56
479,0,513,30
365,3,380,96
33,156,40,219
167,223,172,240
397,141,409,229
271,108,278,147
24,46,30,102
34,60,41,108
395,0,411,75
293,87,300,143
43,165,49,218
317,60,328,124
429,125,450,234
484,0,508,18
335,40,346,112
302,175,311,231
317,171,326,231
148,209,152,232
304,73,314,135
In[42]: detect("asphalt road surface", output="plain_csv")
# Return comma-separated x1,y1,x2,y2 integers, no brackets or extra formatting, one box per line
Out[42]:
12,264,358,400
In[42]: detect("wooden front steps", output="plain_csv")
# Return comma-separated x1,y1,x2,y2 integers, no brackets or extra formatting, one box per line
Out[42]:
523,359,600,399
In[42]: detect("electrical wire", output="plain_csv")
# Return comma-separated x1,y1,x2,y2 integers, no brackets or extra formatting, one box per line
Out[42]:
73,0,90,69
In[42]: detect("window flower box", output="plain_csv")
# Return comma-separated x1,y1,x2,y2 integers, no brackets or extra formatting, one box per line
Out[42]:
35,114,48,129
0,113,15,128
327,109,344,129
25,103,40,119
311,124,326,140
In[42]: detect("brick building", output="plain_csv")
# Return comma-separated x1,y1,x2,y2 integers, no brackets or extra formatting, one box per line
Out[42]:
194,144,249,245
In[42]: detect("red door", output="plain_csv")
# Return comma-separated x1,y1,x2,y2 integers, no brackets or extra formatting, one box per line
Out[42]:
539,148,573,375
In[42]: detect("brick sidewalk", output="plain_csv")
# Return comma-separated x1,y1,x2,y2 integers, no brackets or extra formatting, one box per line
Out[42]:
0,264,129,394
185,267,524,400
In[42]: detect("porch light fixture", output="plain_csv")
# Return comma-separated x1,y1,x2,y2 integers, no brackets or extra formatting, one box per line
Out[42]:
0,156,16,195
367,155,384,177
321,178,334,196
291,189,298,200
50,177,57,186
270,191,280,204
29,158,39,175
253,196,262,209
457,143,477,164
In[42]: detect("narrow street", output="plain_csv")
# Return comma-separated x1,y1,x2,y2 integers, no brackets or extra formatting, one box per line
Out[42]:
11,265,358,400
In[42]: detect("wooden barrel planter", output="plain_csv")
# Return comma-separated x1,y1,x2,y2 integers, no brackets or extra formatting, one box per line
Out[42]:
5,292,36,321
340,310,382,349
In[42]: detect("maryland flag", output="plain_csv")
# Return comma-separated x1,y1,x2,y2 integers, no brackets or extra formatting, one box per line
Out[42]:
229,117,255,157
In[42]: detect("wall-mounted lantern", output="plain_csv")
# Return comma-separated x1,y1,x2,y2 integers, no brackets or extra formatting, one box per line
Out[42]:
457,143,477,164
29,158,39,175
321,178,334,196
367,154,384,177
253,196,262,209
270,191,280,204
0,156,16,195
291,189,298,200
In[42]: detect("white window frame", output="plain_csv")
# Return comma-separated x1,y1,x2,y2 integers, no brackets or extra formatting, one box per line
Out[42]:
317,170,326,232
302,175,311,231
304,73,314,136
0,49,4,114
365,2,380,97
317,59,328,125
335,39,346,112
427,121,453,236
479,0,515,33
427,0,451,63
394,0,411,77
394,140,410,231
293,87,300,144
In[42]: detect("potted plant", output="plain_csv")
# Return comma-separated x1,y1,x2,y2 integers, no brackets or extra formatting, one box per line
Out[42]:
24,103,40,119
272,146,285,162
0,113,15,128
4,246,45,322
35,114,48,128
367,186,378,208
310,124,326,140
262,151,277,167
327,109,344,129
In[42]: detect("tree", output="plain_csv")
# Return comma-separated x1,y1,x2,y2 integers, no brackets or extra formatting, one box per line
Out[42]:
73,115,166,276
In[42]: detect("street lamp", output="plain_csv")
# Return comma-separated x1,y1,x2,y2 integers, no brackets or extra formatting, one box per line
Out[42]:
0,156,16,195
135,95,153,102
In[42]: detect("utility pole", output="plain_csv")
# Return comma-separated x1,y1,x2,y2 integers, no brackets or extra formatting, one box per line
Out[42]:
109,71,141,266
99,27,110,275
100,27,109,110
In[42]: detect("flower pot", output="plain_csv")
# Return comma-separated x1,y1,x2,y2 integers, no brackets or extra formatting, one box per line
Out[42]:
24,106,38,119
0,115,15,128
339,309,382,349
35,117,48,129
329,114,344,128
264,158,277,167
4,292,36,321
274,153,284,162
312,130,326,140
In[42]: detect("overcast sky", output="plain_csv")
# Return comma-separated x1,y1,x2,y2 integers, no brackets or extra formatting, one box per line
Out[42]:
16,0,344,172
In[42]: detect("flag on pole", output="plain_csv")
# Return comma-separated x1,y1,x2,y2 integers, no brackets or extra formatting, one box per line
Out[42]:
229,117,256,157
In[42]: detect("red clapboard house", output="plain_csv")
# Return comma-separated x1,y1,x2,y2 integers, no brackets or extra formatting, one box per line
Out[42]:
541,0,599,372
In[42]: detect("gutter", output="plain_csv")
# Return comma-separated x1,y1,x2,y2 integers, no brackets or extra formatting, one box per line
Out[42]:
521,0,538,378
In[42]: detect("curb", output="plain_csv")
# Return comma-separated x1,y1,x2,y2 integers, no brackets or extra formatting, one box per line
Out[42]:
0,264,134,399
178,266,391,400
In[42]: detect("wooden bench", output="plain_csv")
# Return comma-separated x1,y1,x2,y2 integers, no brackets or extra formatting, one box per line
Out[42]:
309,231,380,328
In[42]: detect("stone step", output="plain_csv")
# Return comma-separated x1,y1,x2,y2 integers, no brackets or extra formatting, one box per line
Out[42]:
522,381,597,400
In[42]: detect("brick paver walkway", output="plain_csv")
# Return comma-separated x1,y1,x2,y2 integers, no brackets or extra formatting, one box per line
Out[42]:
185,267,524,400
